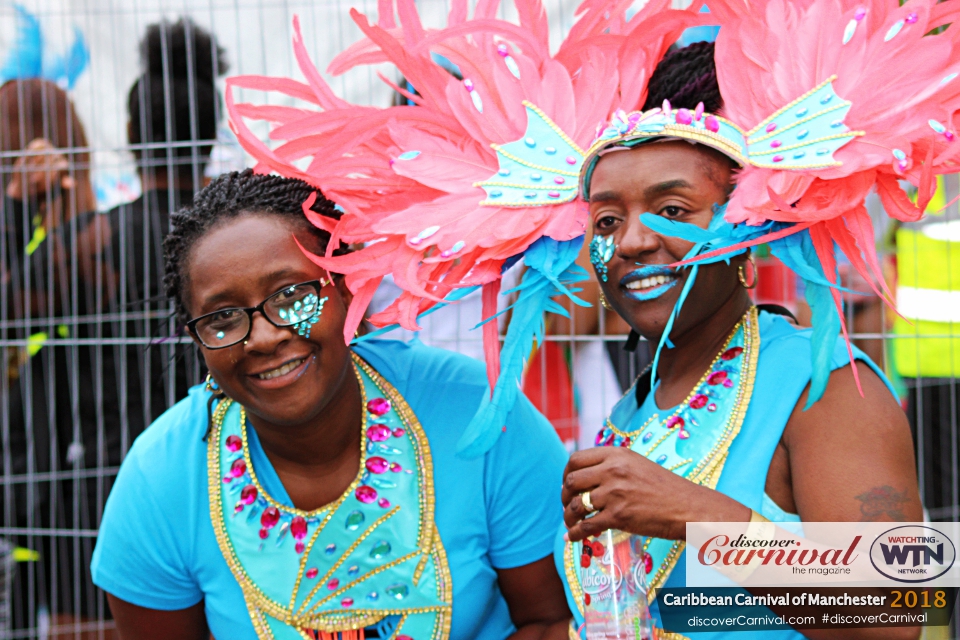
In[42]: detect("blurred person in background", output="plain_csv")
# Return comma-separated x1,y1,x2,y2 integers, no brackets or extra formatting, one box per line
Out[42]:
0,77,107,637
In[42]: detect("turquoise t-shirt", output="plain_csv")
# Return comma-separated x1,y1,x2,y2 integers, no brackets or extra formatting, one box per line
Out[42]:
91,340,568,639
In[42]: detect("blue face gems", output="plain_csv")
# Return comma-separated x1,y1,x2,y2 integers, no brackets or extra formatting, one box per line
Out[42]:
589,235,616,282
277,292,327,339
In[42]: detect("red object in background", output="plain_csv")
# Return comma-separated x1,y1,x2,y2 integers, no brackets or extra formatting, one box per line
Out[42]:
754,255,796,310
523,341,579,448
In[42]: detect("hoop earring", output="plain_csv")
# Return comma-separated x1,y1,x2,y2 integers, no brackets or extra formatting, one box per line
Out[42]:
205,373,224,397
738,256,758,290
599,290,613,310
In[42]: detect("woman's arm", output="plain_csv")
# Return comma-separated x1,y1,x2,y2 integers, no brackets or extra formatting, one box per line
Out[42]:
560,363,922,640
496,555,571,640
107,594,209,640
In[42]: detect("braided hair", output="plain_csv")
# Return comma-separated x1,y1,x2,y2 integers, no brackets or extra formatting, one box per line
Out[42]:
162,169,346,326
642,41,722,113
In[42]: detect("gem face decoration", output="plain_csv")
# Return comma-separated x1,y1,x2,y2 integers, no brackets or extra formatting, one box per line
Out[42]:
589,235,615,282
277,292,327,339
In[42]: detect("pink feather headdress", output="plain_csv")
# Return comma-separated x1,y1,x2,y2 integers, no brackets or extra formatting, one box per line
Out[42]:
228,0,701,345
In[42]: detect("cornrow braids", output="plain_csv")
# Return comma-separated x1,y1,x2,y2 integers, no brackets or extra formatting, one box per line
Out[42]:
162,169,346,326
642,41,722,113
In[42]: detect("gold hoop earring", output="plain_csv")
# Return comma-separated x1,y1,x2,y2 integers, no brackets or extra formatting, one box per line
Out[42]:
598,290,613,310
738,256,758,290
205,373,224,397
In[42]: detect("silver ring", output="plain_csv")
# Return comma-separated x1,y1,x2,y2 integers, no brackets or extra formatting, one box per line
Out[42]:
581,491,596,513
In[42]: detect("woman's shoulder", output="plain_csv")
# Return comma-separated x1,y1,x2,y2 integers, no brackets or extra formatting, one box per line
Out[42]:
121,384,212,482
757,309,871,372
353,339,488,392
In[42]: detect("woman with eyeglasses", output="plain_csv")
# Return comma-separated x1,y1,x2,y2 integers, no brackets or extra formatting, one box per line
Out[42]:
90,170,571,640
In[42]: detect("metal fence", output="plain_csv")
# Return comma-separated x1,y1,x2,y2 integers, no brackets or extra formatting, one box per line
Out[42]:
0,0,957,639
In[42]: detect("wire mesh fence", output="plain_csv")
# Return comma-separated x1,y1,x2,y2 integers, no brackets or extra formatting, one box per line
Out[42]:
0,0,956,639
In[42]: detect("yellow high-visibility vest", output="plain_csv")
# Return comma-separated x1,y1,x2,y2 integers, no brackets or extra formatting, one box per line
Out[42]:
894,176,960,378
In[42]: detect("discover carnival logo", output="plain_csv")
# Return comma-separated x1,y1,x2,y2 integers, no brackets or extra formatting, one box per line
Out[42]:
869,525,956,583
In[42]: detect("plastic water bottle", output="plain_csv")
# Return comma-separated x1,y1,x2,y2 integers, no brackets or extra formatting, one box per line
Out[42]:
581,530,654,639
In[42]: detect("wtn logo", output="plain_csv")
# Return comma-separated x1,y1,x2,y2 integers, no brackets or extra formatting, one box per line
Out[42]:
880,542,944,568
870,526,956,583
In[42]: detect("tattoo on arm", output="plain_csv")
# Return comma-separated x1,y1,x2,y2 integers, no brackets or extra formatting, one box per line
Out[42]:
855,485,910,521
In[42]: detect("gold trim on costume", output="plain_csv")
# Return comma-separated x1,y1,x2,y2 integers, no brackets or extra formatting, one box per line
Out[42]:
208,353,452,639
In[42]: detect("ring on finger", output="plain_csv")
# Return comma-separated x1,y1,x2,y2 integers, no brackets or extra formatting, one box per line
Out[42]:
581,491,596,513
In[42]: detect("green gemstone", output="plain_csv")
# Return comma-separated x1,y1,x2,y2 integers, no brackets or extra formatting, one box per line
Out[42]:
345,510,365,531
370,540,392,559
385,583,409,600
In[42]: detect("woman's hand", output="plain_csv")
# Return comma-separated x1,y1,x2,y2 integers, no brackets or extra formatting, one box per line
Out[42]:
561,447,749,542
5,138,77,201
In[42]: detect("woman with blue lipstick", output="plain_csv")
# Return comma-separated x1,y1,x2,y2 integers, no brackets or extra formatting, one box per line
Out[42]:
557,29,934,640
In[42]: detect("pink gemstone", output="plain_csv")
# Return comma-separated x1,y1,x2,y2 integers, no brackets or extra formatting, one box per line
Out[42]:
306,567,319,579
548,191,560,198
261,506,280,529
854,6,866,20
643,552,653,574
675,108,693,125
770,140,782,148
291,516,308,540
678,429,690,440
705,115,720,133
707,403,718,412
259,528,269,539
389,462,402,473
662,99,672,114
665,416,685,430
946,131,955,141
341,597,354,607
462,78,474,91
367,398,391,416
241,485,258,505
366,456,389,474
604,432,616,447
707,370,728,385
497,44,509,56
690,394,708,409
356,485,378,504
222,476,232,483
366,424,392,442
225,435,243,452
565,156,577,165
723,379,734,388
398,636,414,640
721,346,743,360
378,497,391,508
327,578,340,590
620,437,632,448
554,176,565,184
905,12,917,23
295,541,305,554
392,428,405,438
765,122,777,133
235,503,244,513
772,155,784,163
694,102,704,121
595,430,606,446
230,458,246,478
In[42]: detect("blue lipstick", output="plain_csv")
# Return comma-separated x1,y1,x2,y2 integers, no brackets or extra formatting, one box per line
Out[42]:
620,265,679,301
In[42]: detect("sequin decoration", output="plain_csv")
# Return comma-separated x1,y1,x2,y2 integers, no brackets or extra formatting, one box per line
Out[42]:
590,234,615,282
497,43,521,79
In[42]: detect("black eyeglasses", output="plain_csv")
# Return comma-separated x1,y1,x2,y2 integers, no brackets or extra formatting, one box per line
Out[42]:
186,280,328,349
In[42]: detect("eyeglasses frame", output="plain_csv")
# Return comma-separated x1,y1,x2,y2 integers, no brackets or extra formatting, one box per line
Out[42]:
185,278,329,350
